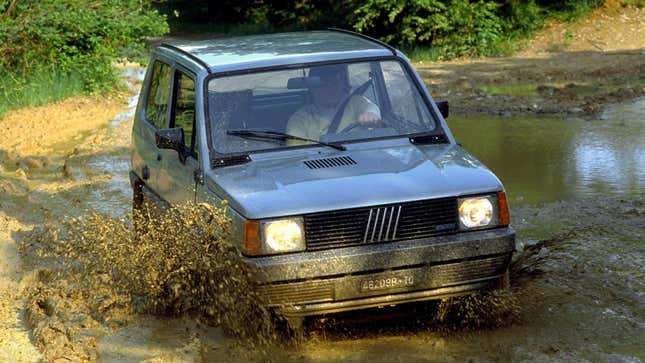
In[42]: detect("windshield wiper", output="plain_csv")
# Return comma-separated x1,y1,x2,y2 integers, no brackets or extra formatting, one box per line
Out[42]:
227,129,346,151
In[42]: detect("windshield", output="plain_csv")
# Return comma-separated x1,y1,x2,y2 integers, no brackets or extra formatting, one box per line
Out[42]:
207,60,442,154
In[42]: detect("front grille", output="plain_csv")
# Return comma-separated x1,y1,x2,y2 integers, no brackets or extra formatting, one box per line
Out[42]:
257,280,334,305
305,197,458,251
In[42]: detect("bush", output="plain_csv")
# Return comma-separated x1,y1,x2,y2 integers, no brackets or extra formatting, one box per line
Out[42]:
537,0,605,20
0,0,168,118
353,0,504,59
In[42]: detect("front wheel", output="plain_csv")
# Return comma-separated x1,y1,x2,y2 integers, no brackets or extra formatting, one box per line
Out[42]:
132,179,149,240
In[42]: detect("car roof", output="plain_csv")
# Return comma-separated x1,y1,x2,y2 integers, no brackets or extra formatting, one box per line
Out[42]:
161,30,397,74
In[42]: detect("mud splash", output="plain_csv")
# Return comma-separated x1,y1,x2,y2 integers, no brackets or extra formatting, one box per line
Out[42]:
19,204,285,361
434,290,520,331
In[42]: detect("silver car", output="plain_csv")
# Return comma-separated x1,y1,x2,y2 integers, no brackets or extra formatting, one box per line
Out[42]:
130,30,515,323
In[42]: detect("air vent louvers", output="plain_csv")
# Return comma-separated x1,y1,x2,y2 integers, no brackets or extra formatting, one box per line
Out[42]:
304,156,356,169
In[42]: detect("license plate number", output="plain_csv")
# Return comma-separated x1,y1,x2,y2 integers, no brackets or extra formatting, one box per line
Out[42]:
360,275,415,291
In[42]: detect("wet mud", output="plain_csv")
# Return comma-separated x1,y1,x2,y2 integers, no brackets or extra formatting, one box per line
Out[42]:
19,205,287,362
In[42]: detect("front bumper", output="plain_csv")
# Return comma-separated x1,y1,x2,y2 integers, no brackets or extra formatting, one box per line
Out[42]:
245,227,515,316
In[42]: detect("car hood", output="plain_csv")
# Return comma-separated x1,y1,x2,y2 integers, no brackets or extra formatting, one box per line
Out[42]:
205,143,503,219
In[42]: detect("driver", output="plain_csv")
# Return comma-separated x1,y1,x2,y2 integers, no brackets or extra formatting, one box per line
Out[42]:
286,64,381,143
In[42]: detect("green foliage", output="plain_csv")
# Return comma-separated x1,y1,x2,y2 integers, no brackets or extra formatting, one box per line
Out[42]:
155,0,258,24
160,0,606,62
353,0,505,58
0,66,85,119
264,0,355,30
0,0,167,119
538,0,605,20
499,0,544,36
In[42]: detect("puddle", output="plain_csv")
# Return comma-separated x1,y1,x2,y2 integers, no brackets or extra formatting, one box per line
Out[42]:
449,97,645,205
85,156,131,216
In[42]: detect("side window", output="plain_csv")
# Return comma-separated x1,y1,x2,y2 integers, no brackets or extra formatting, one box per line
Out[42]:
146,61,171,129
171,71,197,157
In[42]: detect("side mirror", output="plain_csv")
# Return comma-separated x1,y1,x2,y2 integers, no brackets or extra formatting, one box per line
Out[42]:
436,100,449,119
155,127,184,153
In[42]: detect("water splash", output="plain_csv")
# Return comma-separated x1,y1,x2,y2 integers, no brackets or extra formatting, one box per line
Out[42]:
20,203,288,361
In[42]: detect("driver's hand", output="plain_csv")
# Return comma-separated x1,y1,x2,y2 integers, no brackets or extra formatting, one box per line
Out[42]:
358,111,380,125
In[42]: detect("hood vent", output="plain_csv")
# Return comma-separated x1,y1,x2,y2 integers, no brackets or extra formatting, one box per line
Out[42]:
304,156,356,169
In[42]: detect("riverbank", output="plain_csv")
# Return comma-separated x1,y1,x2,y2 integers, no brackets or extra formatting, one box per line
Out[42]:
416,2,645,117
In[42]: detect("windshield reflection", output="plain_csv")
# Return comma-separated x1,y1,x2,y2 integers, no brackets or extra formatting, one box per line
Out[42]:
207,60,441,154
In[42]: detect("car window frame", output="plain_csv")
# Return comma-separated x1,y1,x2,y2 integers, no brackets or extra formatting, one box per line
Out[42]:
203,56,448,158
169,66,199,161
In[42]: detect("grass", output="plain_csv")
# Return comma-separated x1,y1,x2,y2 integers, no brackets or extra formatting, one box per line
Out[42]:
404,36,525,62
0,67,86,120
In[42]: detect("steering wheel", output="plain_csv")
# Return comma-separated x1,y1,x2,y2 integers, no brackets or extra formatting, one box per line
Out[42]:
338,119,385,133
327,79,373,134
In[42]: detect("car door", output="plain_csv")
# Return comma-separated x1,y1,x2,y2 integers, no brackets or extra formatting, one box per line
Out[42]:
132,59,172,195
156,67,199,205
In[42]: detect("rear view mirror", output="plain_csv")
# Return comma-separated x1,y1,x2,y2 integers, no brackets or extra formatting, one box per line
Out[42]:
155,127,184,152
436,100,449,119
287,76,322,89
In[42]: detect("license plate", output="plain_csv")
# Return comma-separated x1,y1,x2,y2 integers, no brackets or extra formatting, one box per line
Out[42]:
360,275,415,291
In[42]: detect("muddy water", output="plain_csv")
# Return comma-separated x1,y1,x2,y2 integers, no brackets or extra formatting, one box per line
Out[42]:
448,97,645,205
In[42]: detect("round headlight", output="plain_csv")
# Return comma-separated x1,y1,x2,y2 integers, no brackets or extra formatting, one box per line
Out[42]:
264,219,304,252
459,198,493,228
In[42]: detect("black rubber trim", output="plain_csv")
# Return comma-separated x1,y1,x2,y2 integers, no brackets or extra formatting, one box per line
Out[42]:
159,43,212,73
327,28,397,56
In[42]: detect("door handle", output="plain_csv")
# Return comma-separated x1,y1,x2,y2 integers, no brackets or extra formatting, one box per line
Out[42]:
142,166,150,180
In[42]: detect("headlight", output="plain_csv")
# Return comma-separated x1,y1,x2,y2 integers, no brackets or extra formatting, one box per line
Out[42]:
243,217,305,255
458,195,497,229
262,218,305,253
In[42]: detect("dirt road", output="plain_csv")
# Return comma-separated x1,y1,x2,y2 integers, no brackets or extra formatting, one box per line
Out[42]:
0,84,134,361
0,3,643,361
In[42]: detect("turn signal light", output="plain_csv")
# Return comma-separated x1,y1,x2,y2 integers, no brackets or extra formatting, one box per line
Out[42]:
243,220,261,256
497,191,510,226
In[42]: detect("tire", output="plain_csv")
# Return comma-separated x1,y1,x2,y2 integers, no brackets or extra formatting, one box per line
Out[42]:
132,178,149,240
